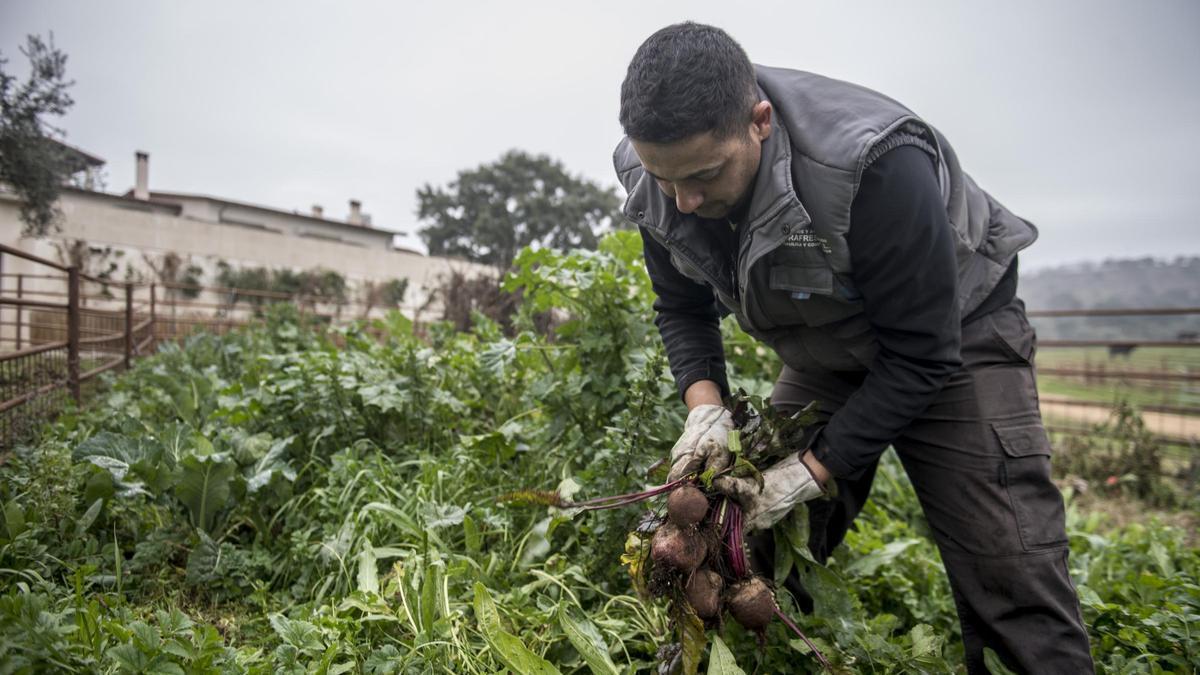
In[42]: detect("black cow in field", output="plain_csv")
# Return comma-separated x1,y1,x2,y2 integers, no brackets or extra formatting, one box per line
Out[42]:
1108,344,1137,359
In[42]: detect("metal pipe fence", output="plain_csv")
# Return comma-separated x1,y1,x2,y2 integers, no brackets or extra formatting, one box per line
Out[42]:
0,245,176,447
0,244,414,448
1029,305,1200,454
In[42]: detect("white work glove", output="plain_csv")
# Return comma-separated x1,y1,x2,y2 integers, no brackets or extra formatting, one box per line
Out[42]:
713,452,825,531
667,404,735,482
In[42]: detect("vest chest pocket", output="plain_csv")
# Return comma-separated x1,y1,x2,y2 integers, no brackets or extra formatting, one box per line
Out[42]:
767,265,862,327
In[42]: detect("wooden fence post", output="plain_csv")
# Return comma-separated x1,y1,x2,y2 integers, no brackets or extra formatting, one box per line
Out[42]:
15,274,23,350
150,283,157,347
124,282,134,369
67,267,81,404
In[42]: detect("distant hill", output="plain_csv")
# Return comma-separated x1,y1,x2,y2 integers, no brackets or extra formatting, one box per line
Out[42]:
1019,257,1200,341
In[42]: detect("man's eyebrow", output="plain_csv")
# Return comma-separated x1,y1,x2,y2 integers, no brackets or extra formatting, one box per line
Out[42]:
644,164,723,182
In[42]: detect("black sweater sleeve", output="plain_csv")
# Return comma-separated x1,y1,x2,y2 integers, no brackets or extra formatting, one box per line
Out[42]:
639,227,731,399
813,145,963,479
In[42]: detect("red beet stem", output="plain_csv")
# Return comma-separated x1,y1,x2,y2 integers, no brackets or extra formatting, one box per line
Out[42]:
723,501,749,579
773,607,832,672
571,477,692,511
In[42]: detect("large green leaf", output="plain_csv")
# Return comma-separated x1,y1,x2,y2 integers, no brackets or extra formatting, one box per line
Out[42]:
473,583,561,675
0,499,27,541
558,611,619,675
357,541,379,595
844,539,922,576
678,605,707,675
246,435,296,493
269,614,324,654
419,563,439,634
74,498,104,538
480,339,517,377
185,531,221,584
156,421,191,466
909,623,940,658
420,502,469,530
487,632,562,675
707,636,746,675
358,380,411,413
472,582,501,636
74,432,160,497
175,453,236,532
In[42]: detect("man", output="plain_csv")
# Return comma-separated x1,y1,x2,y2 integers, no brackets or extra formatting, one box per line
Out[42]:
614,22,1093,673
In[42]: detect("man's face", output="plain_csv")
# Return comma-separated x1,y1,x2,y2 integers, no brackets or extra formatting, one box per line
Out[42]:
630,101,772,220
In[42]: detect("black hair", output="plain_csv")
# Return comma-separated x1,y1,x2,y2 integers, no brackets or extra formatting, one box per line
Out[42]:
619,22,758,143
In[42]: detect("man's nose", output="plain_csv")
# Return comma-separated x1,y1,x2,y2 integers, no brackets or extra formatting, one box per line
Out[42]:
674,187,704,214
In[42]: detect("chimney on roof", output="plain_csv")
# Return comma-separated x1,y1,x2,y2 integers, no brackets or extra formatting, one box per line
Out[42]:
348,199,363,226
312,204,324,218
134,151,150,201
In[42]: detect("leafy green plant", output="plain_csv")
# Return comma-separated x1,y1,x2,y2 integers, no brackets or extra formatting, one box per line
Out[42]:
1054,399,1178,505
0,231,1195,674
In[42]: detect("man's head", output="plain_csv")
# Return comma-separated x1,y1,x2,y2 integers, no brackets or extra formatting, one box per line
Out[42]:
620,22,771,220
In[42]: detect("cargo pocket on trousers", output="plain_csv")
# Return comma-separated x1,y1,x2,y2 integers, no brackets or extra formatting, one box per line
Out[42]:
994,422,1068,550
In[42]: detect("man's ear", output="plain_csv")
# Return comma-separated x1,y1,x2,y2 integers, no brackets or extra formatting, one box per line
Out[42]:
751,101,772,141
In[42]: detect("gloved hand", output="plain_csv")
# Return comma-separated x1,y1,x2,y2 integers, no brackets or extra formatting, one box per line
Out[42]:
667,404,735,482
713,452,825,531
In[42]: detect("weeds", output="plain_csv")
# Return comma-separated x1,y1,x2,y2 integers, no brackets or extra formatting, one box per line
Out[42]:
0,232,1196,673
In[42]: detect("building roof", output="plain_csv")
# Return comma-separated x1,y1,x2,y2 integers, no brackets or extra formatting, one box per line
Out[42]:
45,138,106,174
117,189,408,240
61,185,182,215
40,140,413,249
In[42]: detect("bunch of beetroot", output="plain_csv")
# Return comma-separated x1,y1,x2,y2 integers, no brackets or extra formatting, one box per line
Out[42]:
644,483,828,674
650,485,774,632
501,392,830,673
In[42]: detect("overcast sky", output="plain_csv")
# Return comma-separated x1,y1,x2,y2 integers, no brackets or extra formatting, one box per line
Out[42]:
3,0,1198,269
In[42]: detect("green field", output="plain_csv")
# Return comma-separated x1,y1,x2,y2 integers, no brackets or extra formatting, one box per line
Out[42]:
1035,345,1200,410
1035,345,1200,369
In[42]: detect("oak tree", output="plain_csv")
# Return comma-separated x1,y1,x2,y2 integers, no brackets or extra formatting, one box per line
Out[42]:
0,35,75,237
417,150,622,268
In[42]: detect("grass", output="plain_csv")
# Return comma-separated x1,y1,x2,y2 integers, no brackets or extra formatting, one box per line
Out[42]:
1038,377,1195,409
1035,345,1200,410
1035,345,1200,369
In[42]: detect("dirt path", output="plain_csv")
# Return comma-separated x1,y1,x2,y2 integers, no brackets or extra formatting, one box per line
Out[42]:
1040,395,1200,442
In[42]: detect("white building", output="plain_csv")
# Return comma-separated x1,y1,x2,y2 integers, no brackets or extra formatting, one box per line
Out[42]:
1,144,490,323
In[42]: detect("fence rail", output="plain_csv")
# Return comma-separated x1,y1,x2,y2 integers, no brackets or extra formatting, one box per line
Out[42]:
1032,304,1200,451
1040,339,1200,349
0,244,418,448
1037,367,1200,383
1028,307,1200,318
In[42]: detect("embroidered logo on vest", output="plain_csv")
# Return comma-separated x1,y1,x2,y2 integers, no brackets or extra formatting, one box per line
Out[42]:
783,228,831,254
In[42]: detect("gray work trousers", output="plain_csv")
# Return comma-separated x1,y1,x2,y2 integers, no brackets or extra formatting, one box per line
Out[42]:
754,300,1095,673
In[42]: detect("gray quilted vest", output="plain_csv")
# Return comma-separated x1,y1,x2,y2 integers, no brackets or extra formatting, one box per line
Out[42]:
614,65,1037,372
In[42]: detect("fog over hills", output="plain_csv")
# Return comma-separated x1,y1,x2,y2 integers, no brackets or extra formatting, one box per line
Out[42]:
1019,256,1200,340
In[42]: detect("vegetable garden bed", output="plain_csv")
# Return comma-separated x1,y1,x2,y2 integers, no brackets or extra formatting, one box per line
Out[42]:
1,233,1196,673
